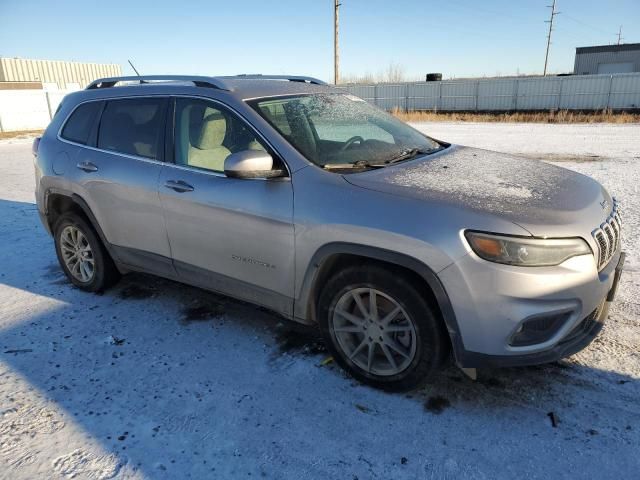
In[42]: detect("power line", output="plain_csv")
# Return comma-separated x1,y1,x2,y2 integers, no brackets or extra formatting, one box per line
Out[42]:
445,0,531,24
552,12,624,47
563,13,614,37
543,0,560,76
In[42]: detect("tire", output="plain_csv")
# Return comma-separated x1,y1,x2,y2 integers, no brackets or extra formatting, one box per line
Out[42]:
53,212,120,292
318,265,447,391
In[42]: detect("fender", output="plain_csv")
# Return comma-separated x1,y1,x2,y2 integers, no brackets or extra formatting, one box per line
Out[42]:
44,189,121,264
70,193,119,260
294,242,466,364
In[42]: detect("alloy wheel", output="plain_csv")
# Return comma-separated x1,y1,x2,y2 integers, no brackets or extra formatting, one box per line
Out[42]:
60,225,95,283
330,288,417,376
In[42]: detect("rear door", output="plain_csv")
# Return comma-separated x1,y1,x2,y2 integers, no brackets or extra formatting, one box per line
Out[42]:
68,96,174,275
158,96,295,315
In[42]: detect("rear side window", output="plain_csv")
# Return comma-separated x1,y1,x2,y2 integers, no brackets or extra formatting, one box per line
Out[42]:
97,98,167,160
61,102,102,145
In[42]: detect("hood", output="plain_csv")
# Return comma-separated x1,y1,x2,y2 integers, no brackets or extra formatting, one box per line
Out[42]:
344,145,611,237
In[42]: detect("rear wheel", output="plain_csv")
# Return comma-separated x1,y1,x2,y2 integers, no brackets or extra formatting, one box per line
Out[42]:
53,213,120,292
318,265,447,391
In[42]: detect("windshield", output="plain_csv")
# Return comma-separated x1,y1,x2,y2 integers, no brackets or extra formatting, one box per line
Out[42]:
249,94,442,169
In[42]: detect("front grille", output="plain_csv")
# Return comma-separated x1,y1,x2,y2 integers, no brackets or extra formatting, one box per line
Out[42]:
592,198,622,271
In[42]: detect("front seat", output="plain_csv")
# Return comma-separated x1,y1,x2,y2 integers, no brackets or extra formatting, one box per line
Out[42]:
188,109,232,171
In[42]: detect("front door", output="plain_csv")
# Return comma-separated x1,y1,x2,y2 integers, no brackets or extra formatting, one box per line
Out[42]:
158,97,295,316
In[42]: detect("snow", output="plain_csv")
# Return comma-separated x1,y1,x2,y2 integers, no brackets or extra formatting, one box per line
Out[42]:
389,147,544,204
1,123,639,479
366,145,585,220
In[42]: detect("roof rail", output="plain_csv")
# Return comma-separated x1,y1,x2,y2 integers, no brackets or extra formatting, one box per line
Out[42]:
218,74,327,85
86,75,229,90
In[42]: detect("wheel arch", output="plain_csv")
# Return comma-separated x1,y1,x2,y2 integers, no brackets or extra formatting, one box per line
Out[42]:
45,190,119,263
295,242,465,364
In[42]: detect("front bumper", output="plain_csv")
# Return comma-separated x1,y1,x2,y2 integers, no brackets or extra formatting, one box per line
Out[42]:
457,298,608,368
439,248,625,369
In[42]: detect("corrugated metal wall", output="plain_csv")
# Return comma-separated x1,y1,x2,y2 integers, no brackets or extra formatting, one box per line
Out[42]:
574,50,640,75
0,58,121,89
341,73,640,112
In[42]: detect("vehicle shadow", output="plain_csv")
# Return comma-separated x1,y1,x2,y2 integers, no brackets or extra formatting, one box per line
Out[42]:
1,198,639,478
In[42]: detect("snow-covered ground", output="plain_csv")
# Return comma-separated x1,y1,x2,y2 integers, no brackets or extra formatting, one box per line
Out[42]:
1,123,638,479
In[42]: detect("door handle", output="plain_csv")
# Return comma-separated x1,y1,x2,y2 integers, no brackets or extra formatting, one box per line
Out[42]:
76,161,98,173
164,180,194,193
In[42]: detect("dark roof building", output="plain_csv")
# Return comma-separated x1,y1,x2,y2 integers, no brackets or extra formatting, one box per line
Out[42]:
574,43,640,75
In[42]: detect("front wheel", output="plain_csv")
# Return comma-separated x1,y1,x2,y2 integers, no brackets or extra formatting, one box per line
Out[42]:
318,265,447,391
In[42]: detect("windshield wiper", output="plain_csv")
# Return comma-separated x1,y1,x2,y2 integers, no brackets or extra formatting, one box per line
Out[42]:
323,146,443,170
323,160,384,170
384,147,434,165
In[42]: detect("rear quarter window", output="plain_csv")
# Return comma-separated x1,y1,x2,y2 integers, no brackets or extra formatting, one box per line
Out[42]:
60,101,103,145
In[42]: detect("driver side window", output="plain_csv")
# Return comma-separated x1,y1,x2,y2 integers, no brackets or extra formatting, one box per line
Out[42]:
174,98,266,172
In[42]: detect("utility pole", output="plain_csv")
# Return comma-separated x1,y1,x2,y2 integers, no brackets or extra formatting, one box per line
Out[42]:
616,25,623,45
334,0,340,85
543,0,560,76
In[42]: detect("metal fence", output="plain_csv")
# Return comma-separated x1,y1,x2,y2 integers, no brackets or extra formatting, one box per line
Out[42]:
342,73,640,112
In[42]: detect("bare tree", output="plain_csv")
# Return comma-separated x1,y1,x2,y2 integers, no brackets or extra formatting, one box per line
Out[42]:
383,63,406,83
342,63,413,84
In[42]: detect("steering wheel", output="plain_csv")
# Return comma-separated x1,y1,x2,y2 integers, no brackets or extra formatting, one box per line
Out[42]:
340,136,365,152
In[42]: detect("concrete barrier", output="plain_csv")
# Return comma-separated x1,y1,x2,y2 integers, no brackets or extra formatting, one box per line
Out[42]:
0,89,75,132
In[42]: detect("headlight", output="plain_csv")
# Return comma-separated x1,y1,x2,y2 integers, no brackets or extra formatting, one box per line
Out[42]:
465,231,591,266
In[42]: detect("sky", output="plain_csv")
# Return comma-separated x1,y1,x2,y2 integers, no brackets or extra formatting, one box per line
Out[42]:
1,0,639,82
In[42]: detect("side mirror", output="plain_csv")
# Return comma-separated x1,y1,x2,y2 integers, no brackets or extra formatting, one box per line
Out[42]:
224,150,286,179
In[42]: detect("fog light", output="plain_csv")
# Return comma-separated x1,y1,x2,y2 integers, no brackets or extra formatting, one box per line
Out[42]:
510,311,572,346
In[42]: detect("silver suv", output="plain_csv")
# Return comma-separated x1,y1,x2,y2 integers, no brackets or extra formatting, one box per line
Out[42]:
34,75,625,390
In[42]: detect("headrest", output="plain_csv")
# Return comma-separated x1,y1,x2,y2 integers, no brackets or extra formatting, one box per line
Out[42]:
195,109,227,150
